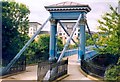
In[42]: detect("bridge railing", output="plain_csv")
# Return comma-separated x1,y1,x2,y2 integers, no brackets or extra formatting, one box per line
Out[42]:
37,58,68,81
85,50,97,60
81,60,106,78
57,49,78,58
57,45,97,59
4,55,26,75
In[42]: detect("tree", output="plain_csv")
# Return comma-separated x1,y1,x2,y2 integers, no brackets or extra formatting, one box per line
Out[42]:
97,6,120,55
23,41,38,64
105,65,120,80
57,37,63,51
97,5,120,80
37,34,50,60
24,34,64,64
2,1,30,66
86,33,99,46
37,34,63,60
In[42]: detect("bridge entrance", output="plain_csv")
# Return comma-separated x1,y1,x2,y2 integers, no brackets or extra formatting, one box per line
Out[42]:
45,1,91,62
2,2,96,81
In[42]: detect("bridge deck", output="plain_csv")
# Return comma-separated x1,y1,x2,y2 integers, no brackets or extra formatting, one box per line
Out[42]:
62,55,94,81
1,55,94,81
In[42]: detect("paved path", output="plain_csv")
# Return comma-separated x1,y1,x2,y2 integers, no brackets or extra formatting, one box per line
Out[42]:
1,65,37,81
1,55,94,81
61,55,94,81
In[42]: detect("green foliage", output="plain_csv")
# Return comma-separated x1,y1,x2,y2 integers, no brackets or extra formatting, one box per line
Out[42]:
24,34,64,65
86,33,99,46
86,32,90,41
57,38,64,51
97,6,120,55
24,41,38,64
96,5,120,80
104,65,120,81
37,34,50,60
68,44,77,49
2,1,30,66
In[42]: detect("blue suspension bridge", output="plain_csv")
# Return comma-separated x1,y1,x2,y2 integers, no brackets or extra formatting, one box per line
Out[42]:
1,2,100,81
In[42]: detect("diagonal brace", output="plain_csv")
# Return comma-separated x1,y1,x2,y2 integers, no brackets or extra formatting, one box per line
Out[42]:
57,14,82,62
1,16,51,75
58,21,78,47
44,14,82,80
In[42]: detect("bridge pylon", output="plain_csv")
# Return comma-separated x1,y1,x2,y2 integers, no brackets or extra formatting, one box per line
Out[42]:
45,1,91,62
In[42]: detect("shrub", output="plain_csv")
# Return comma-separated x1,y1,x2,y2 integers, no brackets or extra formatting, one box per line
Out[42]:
104,65,120,81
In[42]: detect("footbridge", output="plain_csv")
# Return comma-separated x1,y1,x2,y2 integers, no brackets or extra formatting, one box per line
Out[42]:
1,1,100,81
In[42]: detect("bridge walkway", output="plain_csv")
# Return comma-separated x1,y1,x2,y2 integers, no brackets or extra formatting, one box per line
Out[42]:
61,55,94,81
1,55,94,81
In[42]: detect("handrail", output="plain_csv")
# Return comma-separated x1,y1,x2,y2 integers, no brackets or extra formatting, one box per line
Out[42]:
57,46,97,58
1,16,51,75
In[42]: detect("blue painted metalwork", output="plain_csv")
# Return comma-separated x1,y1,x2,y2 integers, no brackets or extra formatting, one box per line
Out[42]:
85,50,97,60
51,12,83,20
57,14,82,62
78,13,86,60
58,21,78,46
1,2,100,79
45,2,91,62
78,50,83,60
57,46,97,59
44,2,91,80
45,3,91,20
49,19,57,61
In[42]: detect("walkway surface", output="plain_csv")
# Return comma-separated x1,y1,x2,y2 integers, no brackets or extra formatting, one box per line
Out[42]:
61,55,94,81
1,65,37,81
1,55,94,81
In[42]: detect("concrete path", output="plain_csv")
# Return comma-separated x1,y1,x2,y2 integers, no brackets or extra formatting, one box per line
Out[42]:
1,65,37,81
61,55,95,81
1,55,94,81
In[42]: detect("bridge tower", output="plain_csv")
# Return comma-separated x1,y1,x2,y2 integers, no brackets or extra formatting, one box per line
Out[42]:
45,2,91,61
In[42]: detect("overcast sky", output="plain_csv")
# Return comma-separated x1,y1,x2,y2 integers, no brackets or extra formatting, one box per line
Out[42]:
15,0,118,32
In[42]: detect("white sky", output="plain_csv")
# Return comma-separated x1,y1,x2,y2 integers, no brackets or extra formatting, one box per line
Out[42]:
15,0,118,32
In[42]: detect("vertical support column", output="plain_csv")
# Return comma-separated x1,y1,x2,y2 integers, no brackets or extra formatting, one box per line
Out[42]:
78,13,86,61
49,18,57,62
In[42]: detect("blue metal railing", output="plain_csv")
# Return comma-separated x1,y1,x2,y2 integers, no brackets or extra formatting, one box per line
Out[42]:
57,49,78,58
57,45,98,60
85,50,97,60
